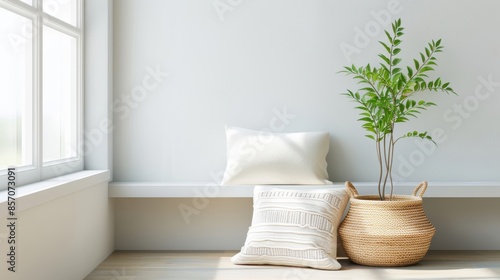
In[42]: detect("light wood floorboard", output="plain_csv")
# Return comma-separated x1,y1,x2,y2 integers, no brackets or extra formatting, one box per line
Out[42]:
84,250,500,280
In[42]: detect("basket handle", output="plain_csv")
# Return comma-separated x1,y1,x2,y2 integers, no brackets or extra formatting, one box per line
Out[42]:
345,181,359,198
412,181,428,198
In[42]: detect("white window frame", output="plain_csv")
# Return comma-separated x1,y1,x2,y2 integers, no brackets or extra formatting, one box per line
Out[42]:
0,0,83,189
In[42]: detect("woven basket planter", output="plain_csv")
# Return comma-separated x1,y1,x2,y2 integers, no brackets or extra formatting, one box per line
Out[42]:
338,181,436,267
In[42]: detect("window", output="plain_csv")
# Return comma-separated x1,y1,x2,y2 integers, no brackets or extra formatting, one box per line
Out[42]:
0,0,83,189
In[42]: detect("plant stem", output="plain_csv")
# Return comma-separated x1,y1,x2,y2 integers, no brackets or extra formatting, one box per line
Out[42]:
379,26,399,201
382,134,390,200
376,138,383,200
388,123,396,200
382,136,389,200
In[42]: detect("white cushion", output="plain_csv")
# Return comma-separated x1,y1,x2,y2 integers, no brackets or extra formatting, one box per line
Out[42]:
231,185,348,270
221,126,331,185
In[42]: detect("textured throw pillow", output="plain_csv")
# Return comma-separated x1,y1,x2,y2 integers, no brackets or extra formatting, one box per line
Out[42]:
221,126,331,185
232,185,348,270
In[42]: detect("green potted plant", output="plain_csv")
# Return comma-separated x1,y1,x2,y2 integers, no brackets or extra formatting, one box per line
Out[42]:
337,19,456,266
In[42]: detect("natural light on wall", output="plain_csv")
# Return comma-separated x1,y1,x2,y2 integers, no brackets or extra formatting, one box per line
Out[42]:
0,0,82,189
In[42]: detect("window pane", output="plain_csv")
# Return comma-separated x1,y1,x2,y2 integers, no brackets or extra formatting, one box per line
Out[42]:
43,0,78,26
0,8,33,169
43,26,77,162
21,0,33,5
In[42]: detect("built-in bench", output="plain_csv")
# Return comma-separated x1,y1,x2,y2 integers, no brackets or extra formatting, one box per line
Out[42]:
2,174,499,217
109,180,500,252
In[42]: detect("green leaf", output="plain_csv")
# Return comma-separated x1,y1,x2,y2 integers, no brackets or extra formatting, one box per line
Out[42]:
435,78,441,87
358,117,373,122
380,64,390,74
385,30,393,43
360,87,375,92
420,66,433,72
407,66,413,77
380,41,391,53
379,54,390,65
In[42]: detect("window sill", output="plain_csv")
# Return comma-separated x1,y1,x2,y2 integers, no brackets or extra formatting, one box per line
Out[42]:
108,181,500,198
0,170,110,218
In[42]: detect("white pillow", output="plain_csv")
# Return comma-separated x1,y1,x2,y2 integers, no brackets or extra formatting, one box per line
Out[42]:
231,185,348,270
221,126,331,185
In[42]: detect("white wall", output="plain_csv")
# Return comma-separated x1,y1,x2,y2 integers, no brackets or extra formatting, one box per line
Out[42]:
84,0,114,175
112,0,500,250
0,182,113,280
113,0,500,183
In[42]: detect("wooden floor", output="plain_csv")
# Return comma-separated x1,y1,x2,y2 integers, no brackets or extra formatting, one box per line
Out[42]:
84,250,500,280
